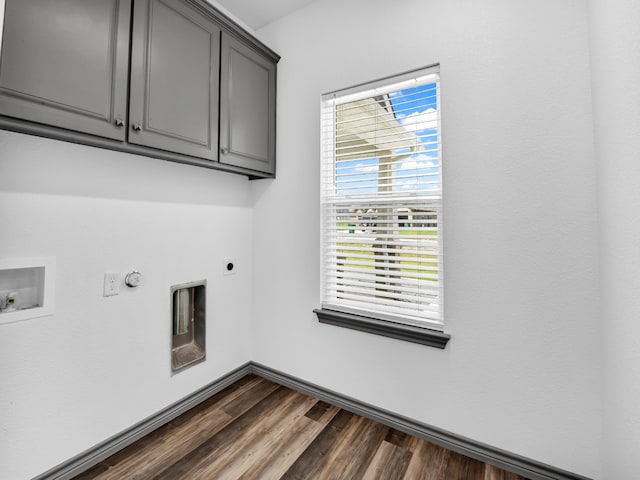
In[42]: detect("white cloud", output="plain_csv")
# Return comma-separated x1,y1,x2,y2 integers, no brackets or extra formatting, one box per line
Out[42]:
396,179,419,190
398,108,438,132
398,154,437,170
354,163,378,173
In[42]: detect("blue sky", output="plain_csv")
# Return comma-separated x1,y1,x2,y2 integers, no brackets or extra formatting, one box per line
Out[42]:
336,82,440,196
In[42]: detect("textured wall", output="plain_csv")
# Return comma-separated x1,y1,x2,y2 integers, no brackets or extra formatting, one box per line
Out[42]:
0,131,254,479
589,0,640,477
253,0,601,476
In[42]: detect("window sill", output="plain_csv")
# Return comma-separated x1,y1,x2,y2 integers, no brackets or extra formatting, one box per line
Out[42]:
314,308,450,349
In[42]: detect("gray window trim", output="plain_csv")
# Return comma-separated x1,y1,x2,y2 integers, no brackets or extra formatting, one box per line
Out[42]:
314,308,450,349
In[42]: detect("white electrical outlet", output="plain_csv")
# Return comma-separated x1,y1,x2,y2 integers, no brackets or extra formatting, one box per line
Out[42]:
103,272,120,297
223,259,237,276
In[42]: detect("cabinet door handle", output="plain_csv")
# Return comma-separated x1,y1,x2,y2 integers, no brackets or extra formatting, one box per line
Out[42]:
221,147,228,154
132,124,142,132
114,119,125,128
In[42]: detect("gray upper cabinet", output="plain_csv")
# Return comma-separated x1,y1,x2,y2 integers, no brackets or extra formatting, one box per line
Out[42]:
0,0,279,178
220,32,276,176
129,0,220,160
0,0,132,141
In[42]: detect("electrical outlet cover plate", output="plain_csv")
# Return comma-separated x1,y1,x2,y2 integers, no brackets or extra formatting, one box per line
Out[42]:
103,272,120,297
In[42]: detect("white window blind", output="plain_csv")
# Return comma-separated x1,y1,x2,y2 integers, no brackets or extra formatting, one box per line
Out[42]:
320,65,443,330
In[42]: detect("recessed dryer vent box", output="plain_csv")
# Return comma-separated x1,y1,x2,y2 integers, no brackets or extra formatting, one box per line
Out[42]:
0,257,56,325
171,280,206,373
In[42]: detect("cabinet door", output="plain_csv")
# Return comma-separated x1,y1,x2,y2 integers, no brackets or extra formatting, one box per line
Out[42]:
129,0,220,160
220,33,276,176
0,0,131,140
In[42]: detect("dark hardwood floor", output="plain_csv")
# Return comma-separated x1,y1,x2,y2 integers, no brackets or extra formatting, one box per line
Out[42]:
73,375,528,479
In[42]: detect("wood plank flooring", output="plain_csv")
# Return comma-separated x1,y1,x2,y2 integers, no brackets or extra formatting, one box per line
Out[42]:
73,375,528,480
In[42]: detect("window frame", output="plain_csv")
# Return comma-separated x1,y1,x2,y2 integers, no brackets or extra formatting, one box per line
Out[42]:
315,65,450,348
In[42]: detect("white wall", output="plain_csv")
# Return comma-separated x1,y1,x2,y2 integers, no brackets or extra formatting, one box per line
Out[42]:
0,132,254,479
589,0,640,477
253,0,601,477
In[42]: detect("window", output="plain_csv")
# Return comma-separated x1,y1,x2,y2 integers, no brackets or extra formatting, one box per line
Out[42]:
315,65,449,348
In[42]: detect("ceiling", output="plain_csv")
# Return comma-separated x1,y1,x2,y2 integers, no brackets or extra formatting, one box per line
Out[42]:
213,0,316,30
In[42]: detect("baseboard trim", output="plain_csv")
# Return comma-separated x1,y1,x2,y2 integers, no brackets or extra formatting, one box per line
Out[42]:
34,361,592,480
249,362,593,480
32,362,253,480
